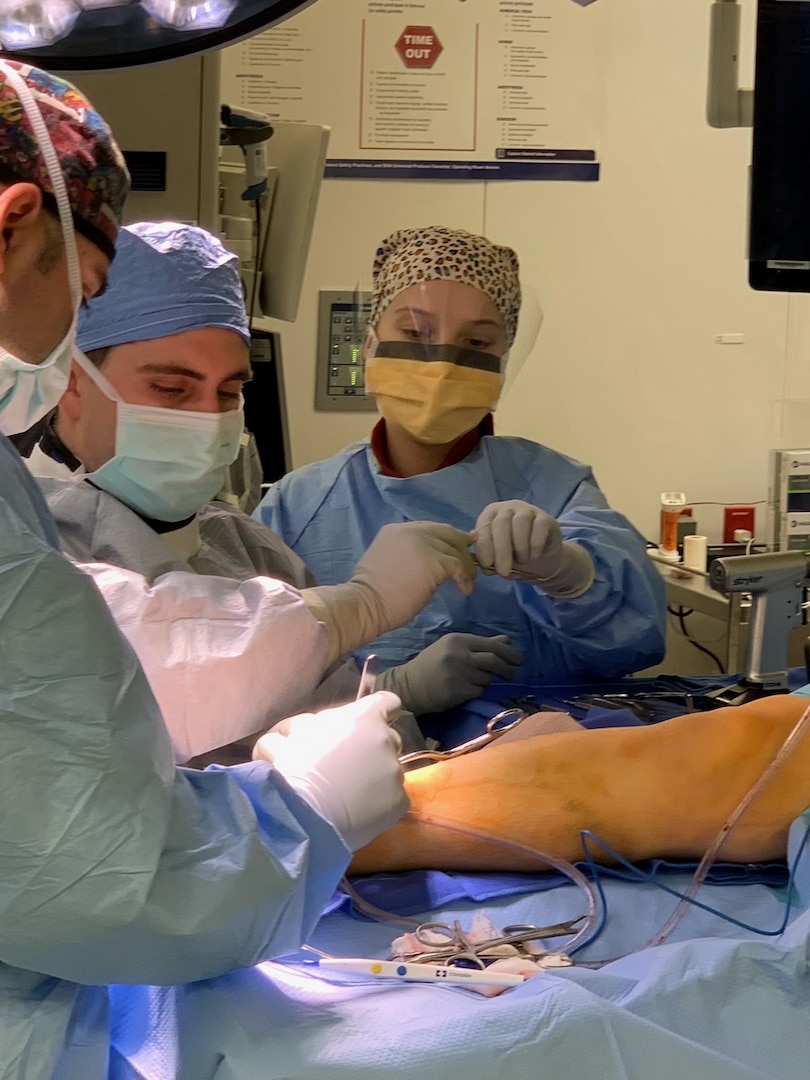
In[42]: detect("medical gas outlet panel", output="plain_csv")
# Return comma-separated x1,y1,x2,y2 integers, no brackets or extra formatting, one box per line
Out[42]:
315,290,376,411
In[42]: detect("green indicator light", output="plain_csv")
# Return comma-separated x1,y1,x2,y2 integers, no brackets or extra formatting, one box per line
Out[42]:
351,369,358,387
351,346,361,364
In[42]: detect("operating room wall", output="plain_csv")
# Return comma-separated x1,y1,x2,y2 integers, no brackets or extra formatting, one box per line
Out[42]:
249,0,806,547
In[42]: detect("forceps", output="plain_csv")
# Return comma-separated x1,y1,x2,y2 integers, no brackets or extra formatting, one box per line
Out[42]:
399,708,526,767
400,917,585,968
356,654,380,700
472,554,544,582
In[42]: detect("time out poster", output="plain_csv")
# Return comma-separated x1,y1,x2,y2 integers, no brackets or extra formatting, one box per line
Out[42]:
221,0,604,181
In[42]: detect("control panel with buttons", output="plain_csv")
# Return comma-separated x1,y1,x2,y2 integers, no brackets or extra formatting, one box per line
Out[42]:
315,290,376,411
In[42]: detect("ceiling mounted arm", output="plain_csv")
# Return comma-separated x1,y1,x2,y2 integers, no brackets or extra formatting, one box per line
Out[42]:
707,0,754,128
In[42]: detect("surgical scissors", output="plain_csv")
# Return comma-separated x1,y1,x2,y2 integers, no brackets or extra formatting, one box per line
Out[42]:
399,708,526,767
399,916,586,968
412,920,487,969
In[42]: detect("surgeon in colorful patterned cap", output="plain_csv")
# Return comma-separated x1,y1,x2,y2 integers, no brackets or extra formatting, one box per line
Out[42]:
0,61,129,440
0,62,415,1080
0,64,127,259
257,225,667,712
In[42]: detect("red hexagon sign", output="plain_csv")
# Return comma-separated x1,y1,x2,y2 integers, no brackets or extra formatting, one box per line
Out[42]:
395,26,443,69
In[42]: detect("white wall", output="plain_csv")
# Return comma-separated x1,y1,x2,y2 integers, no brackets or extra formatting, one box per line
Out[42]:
254,0,809,545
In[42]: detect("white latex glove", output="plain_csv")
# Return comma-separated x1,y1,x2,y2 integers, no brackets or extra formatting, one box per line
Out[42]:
302,522,477,661
474,500,594,598
376,633,523,716
253,691,409,851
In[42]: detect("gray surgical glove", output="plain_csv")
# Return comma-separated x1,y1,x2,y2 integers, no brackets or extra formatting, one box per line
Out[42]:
474,499,595,599
376,633,523,716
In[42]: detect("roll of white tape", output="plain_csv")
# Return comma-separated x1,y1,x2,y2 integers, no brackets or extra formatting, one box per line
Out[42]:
683,534,708,572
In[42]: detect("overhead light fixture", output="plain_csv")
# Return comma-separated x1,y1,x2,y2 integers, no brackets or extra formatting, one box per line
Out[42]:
79,0,131,9
0,0,80,48
1,0,316,69
139,0,235,31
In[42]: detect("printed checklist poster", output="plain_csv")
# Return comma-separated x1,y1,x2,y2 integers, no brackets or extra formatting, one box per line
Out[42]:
222,0,603,181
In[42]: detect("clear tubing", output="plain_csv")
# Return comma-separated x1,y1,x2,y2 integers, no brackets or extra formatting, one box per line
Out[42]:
646,699,810,948
341,811,601,954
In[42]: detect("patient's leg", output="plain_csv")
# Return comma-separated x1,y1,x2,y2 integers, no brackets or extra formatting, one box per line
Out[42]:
351,695,810,874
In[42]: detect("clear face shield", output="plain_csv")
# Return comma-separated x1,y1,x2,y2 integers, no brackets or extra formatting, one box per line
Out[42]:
364,277,541,445
500,283,542,404
0,60,84,437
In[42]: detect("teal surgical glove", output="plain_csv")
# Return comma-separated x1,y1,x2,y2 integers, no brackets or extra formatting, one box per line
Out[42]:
376,633,523,716
474,499,594,598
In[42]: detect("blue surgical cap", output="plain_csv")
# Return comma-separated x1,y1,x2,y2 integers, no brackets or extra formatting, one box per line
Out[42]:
77,221,250,352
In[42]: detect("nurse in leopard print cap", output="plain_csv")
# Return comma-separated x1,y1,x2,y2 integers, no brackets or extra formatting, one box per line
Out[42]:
257,225,666,701
365,227,520,450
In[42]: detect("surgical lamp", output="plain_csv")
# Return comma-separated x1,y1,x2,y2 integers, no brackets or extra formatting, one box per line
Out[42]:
0,0,316,68
705,550,810,706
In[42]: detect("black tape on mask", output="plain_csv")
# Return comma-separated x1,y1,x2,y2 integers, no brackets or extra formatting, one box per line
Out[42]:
373,341,501,373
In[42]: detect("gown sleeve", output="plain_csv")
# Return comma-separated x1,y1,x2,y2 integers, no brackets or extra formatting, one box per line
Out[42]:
0,490,349,987
79,560,329,761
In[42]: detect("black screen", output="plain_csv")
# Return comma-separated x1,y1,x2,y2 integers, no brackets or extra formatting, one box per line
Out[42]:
244,330,290,484
750,0,810,290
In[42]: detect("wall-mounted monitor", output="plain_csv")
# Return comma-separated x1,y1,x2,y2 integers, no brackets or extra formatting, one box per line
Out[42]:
749,0,810,291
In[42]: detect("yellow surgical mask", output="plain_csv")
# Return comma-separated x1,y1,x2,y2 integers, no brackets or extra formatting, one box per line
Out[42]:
365,341,504,445
367,343,505,449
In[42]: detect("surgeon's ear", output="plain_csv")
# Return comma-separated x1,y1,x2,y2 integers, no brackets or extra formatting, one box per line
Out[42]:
363,333,373,360
59,363,85,421
0,183,45,273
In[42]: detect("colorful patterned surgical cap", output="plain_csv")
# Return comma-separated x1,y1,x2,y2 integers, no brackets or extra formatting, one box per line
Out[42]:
0,61,129,260
370,226,522,346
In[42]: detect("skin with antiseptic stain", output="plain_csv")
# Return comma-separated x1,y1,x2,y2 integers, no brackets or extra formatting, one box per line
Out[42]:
350,694,810,874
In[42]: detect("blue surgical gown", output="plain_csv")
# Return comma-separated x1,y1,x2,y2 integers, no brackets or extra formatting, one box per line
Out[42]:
256,436,666,679
0,434,350,1079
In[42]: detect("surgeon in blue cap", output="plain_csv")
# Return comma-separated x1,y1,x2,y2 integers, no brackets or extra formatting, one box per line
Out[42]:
26,221,477,763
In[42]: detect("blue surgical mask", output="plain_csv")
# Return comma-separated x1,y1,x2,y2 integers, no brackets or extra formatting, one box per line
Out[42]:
74,350,244,522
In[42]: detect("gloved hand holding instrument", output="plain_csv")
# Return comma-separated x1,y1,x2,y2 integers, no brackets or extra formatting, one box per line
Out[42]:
253,690,408,852
301,521,478,663
474,499,594,598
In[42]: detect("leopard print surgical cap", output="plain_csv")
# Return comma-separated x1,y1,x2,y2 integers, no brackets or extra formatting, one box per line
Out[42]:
370,226,521,346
